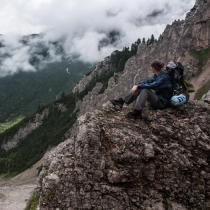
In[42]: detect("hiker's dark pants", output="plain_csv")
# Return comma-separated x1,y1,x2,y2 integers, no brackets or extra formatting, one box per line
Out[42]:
122,89,166,111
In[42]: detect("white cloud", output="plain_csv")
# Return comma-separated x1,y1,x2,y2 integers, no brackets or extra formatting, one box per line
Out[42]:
0,45,36,77
0,0,195,76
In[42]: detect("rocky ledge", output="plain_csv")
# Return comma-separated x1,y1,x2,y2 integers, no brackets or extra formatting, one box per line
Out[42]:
36,100,210,210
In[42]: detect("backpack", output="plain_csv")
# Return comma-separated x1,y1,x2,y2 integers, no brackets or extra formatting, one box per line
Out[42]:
164,61,194,107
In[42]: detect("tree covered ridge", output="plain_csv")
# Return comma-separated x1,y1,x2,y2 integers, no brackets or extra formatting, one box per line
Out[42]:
0,36,156,176
0,60,90,127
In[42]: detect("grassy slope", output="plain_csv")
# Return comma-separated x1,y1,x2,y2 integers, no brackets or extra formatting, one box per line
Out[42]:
190,48,210,100
194,78,210,100
0,116,24,134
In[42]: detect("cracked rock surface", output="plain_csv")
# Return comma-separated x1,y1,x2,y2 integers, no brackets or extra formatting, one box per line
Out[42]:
36,100,210,209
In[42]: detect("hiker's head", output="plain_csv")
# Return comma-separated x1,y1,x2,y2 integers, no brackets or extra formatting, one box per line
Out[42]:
150,59,164,73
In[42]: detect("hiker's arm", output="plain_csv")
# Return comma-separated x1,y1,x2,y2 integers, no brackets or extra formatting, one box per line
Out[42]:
137,75,166,89
132,75,156,94
143,75,155,84
137,75,156,86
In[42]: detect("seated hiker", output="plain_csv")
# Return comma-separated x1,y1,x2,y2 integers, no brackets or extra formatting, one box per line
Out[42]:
111,59,172,118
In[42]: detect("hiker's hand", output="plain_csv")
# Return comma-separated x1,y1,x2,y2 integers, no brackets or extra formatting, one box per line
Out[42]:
131,85,138,94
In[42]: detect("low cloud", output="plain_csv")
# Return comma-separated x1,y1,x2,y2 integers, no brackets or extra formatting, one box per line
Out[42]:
0,0,195,77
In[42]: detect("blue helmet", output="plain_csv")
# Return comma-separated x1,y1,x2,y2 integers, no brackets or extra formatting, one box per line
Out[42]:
170,94,187,106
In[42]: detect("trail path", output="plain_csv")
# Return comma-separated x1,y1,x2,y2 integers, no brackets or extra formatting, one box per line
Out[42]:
0,156,45,210
0,183,36,210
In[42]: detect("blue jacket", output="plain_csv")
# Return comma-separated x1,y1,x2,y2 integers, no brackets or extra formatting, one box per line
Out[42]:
137,71,172,105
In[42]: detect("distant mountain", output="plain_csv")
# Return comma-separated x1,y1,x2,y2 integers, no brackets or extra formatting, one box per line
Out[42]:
0,60,93,124
0,38,139,175
0,34,95,129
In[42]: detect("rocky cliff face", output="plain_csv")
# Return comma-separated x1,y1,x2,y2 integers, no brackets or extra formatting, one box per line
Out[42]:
1,108,49,151
33,0,210,209
0,102,69,152
36,101,210,209
72,0,210,118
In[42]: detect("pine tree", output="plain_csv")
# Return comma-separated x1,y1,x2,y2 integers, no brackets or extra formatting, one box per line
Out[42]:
117,59,124,72
151,34,155,43
146,38,151,46
136,38,141,45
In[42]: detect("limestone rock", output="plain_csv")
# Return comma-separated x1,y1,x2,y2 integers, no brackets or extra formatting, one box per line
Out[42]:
1,108,49,151
70,0,210,118
36,100,210,209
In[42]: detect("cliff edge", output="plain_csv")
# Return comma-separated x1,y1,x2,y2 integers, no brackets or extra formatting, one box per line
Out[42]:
36,100,210,209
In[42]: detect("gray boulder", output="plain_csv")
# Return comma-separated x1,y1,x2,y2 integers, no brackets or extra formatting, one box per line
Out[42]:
36,100,210,209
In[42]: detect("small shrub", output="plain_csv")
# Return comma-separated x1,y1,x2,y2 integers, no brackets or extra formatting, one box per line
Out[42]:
25,195,39,210
190,48,210,72
161,190,169,209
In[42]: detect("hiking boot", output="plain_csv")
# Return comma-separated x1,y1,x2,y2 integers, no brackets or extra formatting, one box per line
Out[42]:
110,98,124,109
126,109,142,119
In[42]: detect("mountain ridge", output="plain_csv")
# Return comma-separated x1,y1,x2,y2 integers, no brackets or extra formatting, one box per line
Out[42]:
0,59,92,127
72,13,210,119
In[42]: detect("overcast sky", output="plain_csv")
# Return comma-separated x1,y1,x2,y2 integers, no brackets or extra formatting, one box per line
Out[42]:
0,0,195,77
